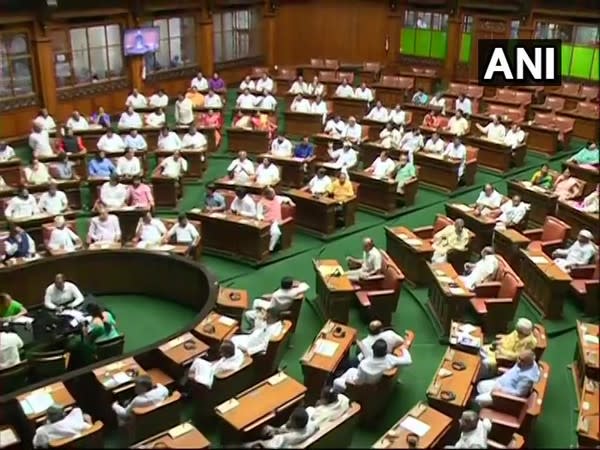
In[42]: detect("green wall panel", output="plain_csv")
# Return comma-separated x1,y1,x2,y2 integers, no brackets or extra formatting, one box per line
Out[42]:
570,46,594,79
561,44,573,76
414,30,432,57
591,49,599,80
459,33,472,63
430,31,447,59
401,28,416,54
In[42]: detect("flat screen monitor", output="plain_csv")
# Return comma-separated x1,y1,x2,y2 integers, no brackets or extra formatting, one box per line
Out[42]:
123,27,160,56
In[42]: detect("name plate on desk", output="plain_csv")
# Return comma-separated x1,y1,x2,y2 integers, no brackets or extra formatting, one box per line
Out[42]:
528,255,549,265
168,422,194,439
216,398,240,414
267,372,288,385
20,391,54,415
218,315,236,326
399,416,430,437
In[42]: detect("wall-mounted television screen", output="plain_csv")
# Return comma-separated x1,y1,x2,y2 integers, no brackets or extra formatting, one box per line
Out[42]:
123,27,160,56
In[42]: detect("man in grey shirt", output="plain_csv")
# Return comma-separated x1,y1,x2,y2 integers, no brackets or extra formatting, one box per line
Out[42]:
52,153,75,180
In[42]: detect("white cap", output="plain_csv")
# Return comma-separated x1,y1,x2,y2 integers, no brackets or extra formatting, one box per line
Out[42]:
579,229,593,240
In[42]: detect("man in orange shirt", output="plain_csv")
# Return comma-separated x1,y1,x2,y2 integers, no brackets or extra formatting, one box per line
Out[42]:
257,187,283,252
422,109,442,129
186,86,205,108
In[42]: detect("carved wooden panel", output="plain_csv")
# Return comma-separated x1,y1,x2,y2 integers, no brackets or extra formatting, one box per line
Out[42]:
56,79,129,101
0,95,39,113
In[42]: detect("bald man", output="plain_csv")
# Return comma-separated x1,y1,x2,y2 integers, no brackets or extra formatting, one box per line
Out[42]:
431,218,470,263
112,375,169,425
44,273,84,310
474,350,540,407
32,404,92,448
460,247,498,290
345,238,383,281
445,410,492,449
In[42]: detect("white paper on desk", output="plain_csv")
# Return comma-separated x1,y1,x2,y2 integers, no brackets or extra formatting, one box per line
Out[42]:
314,339,339,357
452,204,472,212
210,212,226,218
23,392,54,415
397,233,408,239
191,358,215,388
437,276,453,283
216,398,239,414
319,265,343,277
405,238,422,246
218,315,236,326
529,256,549,265
59,309,86,323
584,334,599,345
156,244,175,251
112,372,132,385
458,323,476,334
449,287,468,296
190,208,202,214
268,372,288,385
458,333,481,348
521,181,532,188
400,416,430,437
0,429,18,446
12,316,34,324
168,423,194,439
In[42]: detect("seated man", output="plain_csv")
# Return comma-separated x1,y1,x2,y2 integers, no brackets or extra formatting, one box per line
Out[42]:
99,175,128,209
306,386,351,426
343,117,362,144
398,128,424,160
191,71,209,91
445,110,469,136
186,87,205,108
257,187,284,252
473,184,504,216
25,159,52,185
227,151,255,182
424,132,445,154
327,171,354,225
289,76,308,95
357,320,405,361
149,89,169,108
494,195,528,231
442,137,467,181
335,79,354,98
58,127,86,154
271,134,293,158
97,128,125,154
44,273,84,310
460,246,498,291
236,88,257,109
355,82,374,102
87,207,122,245
294,136,314,160
530,164,554,189
240,75,255,91
124,128,148,152
311,96,329,123
248,407,318,449
256,73,274,93
333,338,412,391
255,158,280,186
345,237,383,281
115,148,142,178
475,350,540,407
324,115,347,138
504,123,525,149
308,76,325,97
395,154,416,194
204,185,226,212
431,218,470,263
182,125,208,150
134,211,167,248
0,140,16,161
128,176,154,209
257,89,277,110
230,188,257,217
5,188,39,220
32,404,92,449
175,93,194,126
38,182,69,216
366,101,389,123
455,93,472,116
157,127,182,151
88,151,116,178
411,87,429,105
389,104,407,127
552,229,597,271
36,108,57,131
475,115,506,141
164,213,200,248
243,276,310,330
29,121,54,158
232,308,283,356
145,107,166,128
112,375,169,425
66,111,89,131
157,150,188,178
365,150,396,179
306,168,332,196
568,141,599,165
187,340,245,389
118,106,143,130
290,94,311,113
422,109,443,129
47,216,82,253
52,153,76,181
480,317,537,378
327,141,358,171
126,88,148,109
0,292,27,322
445,410,492,449
3,225,37,261
569,185,599,214
0,329,23,369
379,123,402,149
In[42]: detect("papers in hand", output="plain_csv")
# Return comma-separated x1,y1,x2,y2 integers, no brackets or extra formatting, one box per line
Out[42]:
59,309,87,324
168,423,194,439
314,339,339,357
0,428,18,446
20,392,54,415
399,416,431,437
216,398,239,414
192,358,215,388
268,372,288,385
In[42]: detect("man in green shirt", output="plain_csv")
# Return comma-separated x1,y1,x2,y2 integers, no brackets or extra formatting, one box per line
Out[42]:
0,293,27,320
569,142,599,165
395,154,417,194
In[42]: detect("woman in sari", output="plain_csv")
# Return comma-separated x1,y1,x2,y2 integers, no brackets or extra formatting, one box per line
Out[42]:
251,111,278,140
529,164,554,189
232,111,252,129
569,184,599,214
197,109,223,147
553,168,583,201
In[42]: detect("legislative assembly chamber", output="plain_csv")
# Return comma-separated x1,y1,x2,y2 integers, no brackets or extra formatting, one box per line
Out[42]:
0,0,598,448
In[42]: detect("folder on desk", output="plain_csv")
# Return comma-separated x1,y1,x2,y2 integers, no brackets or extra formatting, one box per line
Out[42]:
529,256,549,265
399,416,430,437
0,429,18,446
21,392,54,415
319,265,344,277
314,339,339,357
168,422,194,439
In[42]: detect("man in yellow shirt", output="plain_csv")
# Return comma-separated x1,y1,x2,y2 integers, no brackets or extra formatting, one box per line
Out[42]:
480,317,537,377
431,218,471,263
327,171,354,226
186,87,205,108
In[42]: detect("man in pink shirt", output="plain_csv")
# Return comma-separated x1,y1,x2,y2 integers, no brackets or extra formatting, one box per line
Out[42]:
87,207,122,244
128,176,154,210
257,187,282,252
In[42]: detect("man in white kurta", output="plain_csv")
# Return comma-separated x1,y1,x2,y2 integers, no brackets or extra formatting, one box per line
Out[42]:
87,208,121,244
0,141,16,161
366,151,396,178
460,247,498,290
446,111,470,136
474,184,504,215
37,109,57,131
149,89,169,108
255,159,280,186
236,89,257,109
327,142,358,171
358,321,405,359
175,94,194,125
324,116,347,137
455,94,472,115
97,129,125,153
343,117,362,144
116,150,142,177
204,90,223,108
66,112,89,131
164,213,199,245
389,105,407,126
38,183,68,215
182,126,207,150
47,216,82,253
125,89,148,109
445,410,492,449
231,308,283,355
157,128,182,151
256,74,274,93
308,77,325,96
123,129,147,151
379,124,402,149
187,340,245,388
135,213,166,247
310,97,329,123
159,152,188,178
32,405,92,448
345,238,384,281
442,137,467,179
504,124,525,149
227,151,255,182
306,388,351,426
191,72,209,91
44,273,84,309
5,189,39,219
24,160,52,185
112,376,169,425
335,79,354,97
230,189,257,217
0,331,23,369
100,177,128,208
307,169,332,195
399,129,424,160
552,229,597,271
494,195,529,231
258,91,277,110
29,123,54,158
271,135,293,157
289,77,308,95
424,133,446,153
476,115,506,141
354,83,374,102
365,101,389,122
239,75,256,91
290,95,311,113
118,108,142,130
144,109,166,128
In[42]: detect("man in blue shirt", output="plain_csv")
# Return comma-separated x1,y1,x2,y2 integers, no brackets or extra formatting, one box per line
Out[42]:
204,185,226,212
88,150,116,178
293,136,314,159
474,350,541,408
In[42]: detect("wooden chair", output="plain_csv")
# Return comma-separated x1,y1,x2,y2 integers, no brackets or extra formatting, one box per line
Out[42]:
49,421,104,448
29,349,69,380
127,391,183,444
251,320,293,381
42,219,80,254
488,432,526,449
95,335,125,361
495,324,548,369
163,218,202,259
464,146,479,186
524,216,571,256
151,159,180,208
0,360,29,394
297,402,361,448
569,260,600,317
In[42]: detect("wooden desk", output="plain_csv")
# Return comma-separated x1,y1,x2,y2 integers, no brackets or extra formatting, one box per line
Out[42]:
0,159,21,186
313,259,356,324
572,322,599,399
577,377,600,448
426,347,480,419
283,111,324,137
188,211,271,264
564,162,599,196
157,332,209,378
131,422,210,449
385,226,433,286
348,170,397,214
370,84,411,107
332,97,369,118
174,125,218,153
212,177,276,196
0,426,20,450
301,321,357,403
506,180,557,227
258,153,312,188
556,200,600,241
215,372,307,444
285,189,343,237
493,228,531,270
17,382,76,427
359,119,387,141
227,128,270,155
312,133,344,161
403,103,441,128
414,152,461,193
444,203,496,253
216,288,250,322
398,71,439,93
192,311,239,355
427,263,474,339
154,149,206,180
104,207,147,243
372,402,452,448
8,211,77,245
518,249,571,319
521,123,561,156
449,321,484,355
558,109,600,142
464,136,524,173
359,141,405,167
150,175,177,208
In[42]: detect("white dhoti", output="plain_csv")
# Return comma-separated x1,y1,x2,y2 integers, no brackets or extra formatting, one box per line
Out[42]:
431,246,449,263
243,298,270,326
269,222,281,251
474,378,498,407
333,367,358,392
345,268,369,281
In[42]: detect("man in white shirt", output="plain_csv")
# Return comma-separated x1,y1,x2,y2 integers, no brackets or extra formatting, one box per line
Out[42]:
230,188,257,217
442,137,467,179
44,272,84,310
399,128,424,159
164,213,200,247
252,407,319,448
32,405,92,449
236,89,257,109
306,387,351,427
158,151,188,178
455,93,472,115
429,92,446,113
182,125,207,150
476,115,506,141
306,168,332,195
379,123,402,149
258,90,278,110
445,410,492,449
366,150,396,179
358,321,405,359
135,211,167,247
66,111,89,131
365,101,389,122
552,229,597,271
191,71,209,91
0,330,23,370
335,79,354,98
271,135,293,157
126,89,148,109
0,141,16,161
327,141,358,171
118,107,143,130
149,89,169,108
231,308,283,355
324,115,347,137
112,376,169,425
175,93,194,125
25,159,52,185
204,89,223,109
5,188,39,220
494,195,529,231
116,149,142,177
345,237,384,281
310,96,329,123
97,128,125,153
289,76,308,95
99,175,128,209
474,184,504,215
37,108,57,131
256,73,274,93
354,82,374,102
424,132,445,153
460,247,498,290
389,104,407,126
123,129,147,151
255,158,280,186
239,75,256,91
504,123,525,149
343,117,362,144
144,108,166,128
48,216,81,253
308,76,325,96
290,94,311,113
446,110,470,136
187,340,245,389
38,183,68,215
157,127,182,151
87,207,122,244
29,122,54,157
227,151,255,182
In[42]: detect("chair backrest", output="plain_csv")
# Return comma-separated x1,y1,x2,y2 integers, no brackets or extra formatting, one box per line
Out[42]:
496,88,515,99
559,82,580,96
364,62,381,72
433,214,453,234
575,101,599,116
447,82,468,96
540,216,570,242
0,360,29,394
554,116,574,132
514,91,532,106
466,85,484,99
497,272,522,301
544,96,565,111
278,68,296,80
130,391,183,443
310,58,324,67
532,324,547,361
318,71,337,82
30,351,68,379
49,421,104,448
466,146,478,162
580,85,598,100
251,66,269,78
95,334,125,361
337,72,355,84
533,112,555,125
324,59,339,69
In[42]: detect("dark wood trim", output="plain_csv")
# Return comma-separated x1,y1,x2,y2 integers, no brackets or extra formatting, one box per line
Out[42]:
56,78,129,101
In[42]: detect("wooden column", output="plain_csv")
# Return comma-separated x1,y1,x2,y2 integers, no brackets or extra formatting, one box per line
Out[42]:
127,11,143,91
198,8,214,74
32,24,57,113
445,15,461,82
263,1,276,67
386,9,402,66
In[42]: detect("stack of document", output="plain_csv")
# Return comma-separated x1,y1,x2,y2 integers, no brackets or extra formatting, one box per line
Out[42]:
20,391,54,415
103,371,132,388
399,416,431,437
314,339,339,357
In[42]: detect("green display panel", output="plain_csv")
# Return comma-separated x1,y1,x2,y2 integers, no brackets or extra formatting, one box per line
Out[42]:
414,29,432,57
400,28,447,59
430,31,447,59
570,46,595,79
561,44,573,76
591,48,599,80
401,28,416,54
459,33,471,63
